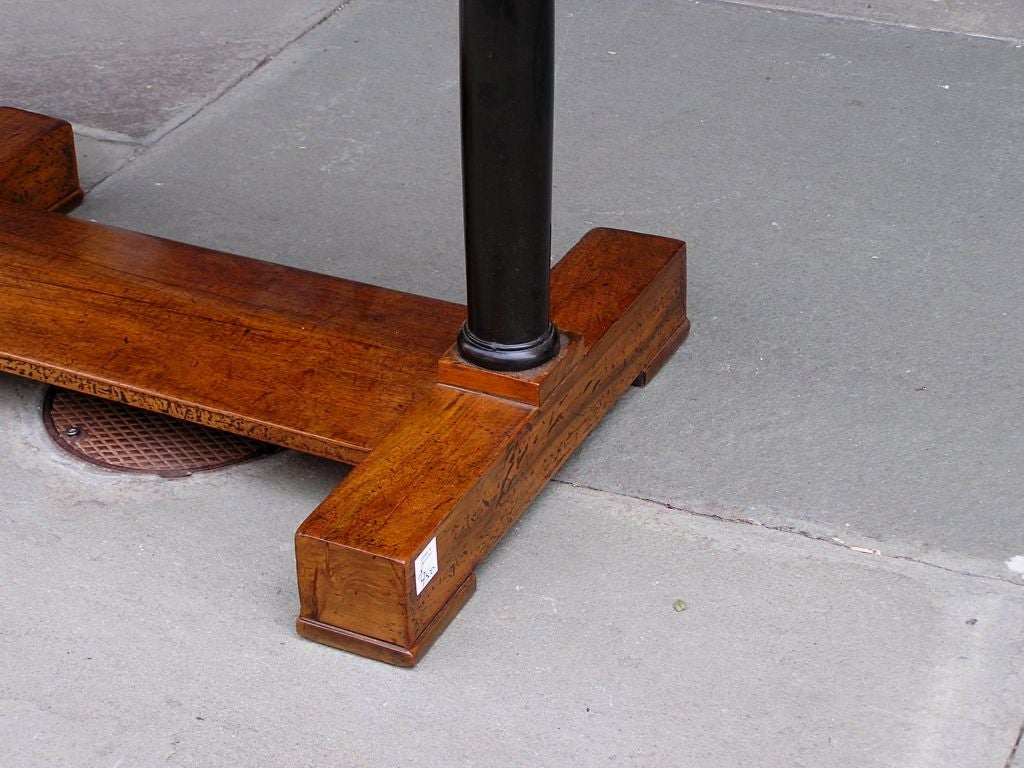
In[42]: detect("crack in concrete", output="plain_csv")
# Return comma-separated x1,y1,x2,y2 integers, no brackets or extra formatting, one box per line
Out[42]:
552,478,1024,588
84,1,358,192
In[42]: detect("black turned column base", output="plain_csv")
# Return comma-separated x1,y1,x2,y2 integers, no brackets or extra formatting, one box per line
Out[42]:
457,322,561,372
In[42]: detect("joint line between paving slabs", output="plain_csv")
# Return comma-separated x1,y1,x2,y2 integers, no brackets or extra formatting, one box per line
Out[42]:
86,1,359,194
140,0,359,146
705,0,1024,45
552,479,1024,588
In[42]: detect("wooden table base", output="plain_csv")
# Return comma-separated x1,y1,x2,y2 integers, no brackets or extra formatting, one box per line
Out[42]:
0,107,688,665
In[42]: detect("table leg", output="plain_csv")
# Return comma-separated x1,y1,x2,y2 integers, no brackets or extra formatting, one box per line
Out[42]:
457,0,561,371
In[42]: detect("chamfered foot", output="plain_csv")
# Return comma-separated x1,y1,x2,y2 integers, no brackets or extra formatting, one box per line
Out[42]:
296,574,477,667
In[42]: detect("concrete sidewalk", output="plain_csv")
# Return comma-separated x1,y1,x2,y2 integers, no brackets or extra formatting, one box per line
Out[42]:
2,1,1022,766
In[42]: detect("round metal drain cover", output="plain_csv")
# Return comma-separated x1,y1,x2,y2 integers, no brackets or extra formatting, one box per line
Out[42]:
43,387,275,477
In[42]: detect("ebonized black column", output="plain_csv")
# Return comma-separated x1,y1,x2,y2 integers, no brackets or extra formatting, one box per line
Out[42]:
457,0,560,372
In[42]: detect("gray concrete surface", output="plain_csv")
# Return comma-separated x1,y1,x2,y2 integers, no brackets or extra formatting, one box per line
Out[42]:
1,0,1023,765
0,0,344,141
73,134,138,191
727,0,1024,41
2,374,1022,767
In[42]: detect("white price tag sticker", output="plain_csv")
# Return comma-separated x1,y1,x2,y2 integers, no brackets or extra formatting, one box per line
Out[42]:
414,537,439,595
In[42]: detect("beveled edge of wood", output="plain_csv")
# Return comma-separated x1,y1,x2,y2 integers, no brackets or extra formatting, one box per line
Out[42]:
296,572,477,667
437,331,585,405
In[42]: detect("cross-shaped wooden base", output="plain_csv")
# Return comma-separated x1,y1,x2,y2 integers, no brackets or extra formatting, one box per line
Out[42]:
0,108,688,665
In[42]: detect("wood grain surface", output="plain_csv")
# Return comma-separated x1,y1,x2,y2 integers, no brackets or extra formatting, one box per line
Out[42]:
296,228,688,664
0,107,82,212
0,201,465,463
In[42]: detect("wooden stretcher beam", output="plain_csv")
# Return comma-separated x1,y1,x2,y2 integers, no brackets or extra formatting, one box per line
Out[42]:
0,196,464,464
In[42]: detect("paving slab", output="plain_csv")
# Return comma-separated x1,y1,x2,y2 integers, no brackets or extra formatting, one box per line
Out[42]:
0,0,343,140
552,1,1024,578
0,372,1021,767
722,0,1024,41
67,0,1024,576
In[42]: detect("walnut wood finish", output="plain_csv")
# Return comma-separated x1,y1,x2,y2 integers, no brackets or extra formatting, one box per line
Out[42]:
438,330,585,406
0,200,464,464
632,321,689,387
296,228,688,664
0,107,82,212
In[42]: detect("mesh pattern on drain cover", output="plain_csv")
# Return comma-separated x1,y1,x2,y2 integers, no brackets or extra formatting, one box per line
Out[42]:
43,387,274,477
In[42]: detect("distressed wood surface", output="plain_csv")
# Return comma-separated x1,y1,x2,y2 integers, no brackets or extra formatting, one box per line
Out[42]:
0,107,82,212
0,201,464,463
